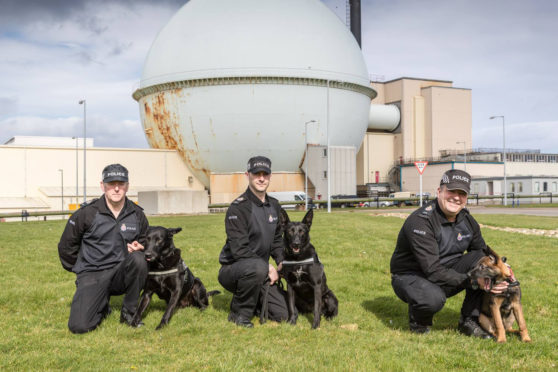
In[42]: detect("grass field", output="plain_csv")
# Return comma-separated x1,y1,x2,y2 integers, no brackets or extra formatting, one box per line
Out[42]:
1,211,557,371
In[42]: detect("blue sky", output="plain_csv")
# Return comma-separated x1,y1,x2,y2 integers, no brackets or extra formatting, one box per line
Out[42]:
1,0,557,153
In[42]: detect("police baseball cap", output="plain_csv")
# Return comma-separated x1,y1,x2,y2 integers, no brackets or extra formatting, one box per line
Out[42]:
247,156,272,174
102,163,129,183
440,169,471,194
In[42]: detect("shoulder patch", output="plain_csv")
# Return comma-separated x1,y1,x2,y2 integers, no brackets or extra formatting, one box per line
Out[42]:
413,229,427,236
232,196,246,205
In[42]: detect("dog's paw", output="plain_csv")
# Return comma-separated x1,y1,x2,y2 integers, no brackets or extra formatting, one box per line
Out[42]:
288,317,297,325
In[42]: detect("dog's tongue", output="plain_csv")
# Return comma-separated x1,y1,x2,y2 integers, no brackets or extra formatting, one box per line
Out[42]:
484,278,491,291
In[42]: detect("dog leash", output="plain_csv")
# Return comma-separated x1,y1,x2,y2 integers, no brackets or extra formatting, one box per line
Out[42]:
260,279,271,325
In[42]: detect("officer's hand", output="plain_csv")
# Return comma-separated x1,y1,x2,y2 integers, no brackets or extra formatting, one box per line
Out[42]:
127,241,144,253
489,281,508,294
268,264,279,285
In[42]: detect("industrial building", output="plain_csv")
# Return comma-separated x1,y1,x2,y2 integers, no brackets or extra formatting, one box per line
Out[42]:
1,0,556,216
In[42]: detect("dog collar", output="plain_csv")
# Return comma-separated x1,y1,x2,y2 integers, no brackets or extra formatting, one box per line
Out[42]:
148,260,188,276
148,268,178,276
282,257,316,266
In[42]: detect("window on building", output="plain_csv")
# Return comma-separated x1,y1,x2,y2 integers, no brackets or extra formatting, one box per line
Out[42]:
322,148,327,157
473,183,479,194
534,182,540,192
510,183,515,192
553,182,557,192
323,171,327,179
518,182,523,193
543,182,548,192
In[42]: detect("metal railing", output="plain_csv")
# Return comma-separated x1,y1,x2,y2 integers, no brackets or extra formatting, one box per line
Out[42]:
2,193,557,221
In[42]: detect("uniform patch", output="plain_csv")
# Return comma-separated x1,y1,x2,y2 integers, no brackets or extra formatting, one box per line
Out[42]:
413,229,426,235
425,205,432,211
269,214,278,223
228,215,238,220
121,223,126,231
69,219,76,225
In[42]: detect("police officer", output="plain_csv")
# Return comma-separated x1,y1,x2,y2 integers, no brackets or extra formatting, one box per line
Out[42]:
390,169,508,337
218,156,289,328
58,164,149,333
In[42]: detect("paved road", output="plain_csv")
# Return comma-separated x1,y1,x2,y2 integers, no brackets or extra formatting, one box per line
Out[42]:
365,206,558,217
466,206,558,217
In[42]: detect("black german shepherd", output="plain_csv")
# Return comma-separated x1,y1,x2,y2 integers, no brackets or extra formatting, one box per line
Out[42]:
131,226,219,330
279,209,338,329
469,246,531,343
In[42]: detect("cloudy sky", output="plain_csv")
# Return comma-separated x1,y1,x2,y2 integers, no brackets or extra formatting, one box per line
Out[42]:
1,0,556,153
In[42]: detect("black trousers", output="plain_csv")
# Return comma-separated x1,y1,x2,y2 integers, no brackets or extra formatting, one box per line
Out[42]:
68,251,148,334
218,258,289,322
391,249,485,326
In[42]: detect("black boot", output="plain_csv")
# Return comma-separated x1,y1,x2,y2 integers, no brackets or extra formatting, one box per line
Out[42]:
409,304,430,334
458,317,493,339
228,312,254,328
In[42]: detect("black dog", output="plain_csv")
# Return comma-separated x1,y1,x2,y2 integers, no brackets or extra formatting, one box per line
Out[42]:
131,226,219,329
279,209,338,329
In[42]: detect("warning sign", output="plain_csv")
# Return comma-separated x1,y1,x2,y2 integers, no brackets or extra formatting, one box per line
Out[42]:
414,161,428,175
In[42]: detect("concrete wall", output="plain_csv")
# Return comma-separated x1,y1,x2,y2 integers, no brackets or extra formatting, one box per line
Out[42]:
0,145,205,213
139,189,209,215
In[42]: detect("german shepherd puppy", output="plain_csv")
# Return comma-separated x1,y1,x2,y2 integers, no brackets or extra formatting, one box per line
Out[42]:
469,246,531,343
131,226,219,330
279,209,338,329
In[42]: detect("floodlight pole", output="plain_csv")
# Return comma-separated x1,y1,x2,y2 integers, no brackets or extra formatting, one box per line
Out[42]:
490,115,506,206
58,169,64,212
327,80,331,213
79,100,86,203
305,120,316,211
456,141,466,171
72,136,78,205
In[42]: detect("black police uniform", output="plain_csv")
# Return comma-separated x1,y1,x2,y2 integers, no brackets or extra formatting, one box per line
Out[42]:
58,195,149,333
218,187,288,322
390,198,486,327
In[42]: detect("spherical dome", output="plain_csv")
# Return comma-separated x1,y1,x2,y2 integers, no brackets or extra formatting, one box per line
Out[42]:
134,0,375,187
140,0,370,87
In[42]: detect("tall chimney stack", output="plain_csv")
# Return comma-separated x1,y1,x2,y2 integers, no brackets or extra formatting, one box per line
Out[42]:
349,0,361,48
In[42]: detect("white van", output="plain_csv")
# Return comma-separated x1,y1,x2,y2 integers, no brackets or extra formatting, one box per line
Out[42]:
267,191,307,210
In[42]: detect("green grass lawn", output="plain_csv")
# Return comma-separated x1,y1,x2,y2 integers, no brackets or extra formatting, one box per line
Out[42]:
1,212,557,371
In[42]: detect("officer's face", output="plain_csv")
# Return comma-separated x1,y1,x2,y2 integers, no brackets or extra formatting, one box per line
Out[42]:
246,171,271,194
437,186,468,221
101,181,129,205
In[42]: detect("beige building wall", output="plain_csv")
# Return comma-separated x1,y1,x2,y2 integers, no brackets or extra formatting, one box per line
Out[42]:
424,86,472,159
209,172,304,204
362,78,470,188
0,145,204,213
506,162,558,176
356,132,394,184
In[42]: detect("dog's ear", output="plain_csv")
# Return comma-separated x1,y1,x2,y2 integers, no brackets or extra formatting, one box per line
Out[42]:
280,208,290,227
168,227,182,236
302,208,313,230
483,245,499,260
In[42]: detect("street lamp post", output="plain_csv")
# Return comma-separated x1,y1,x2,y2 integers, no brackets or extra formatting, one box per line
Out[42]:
304,120,317,210
58,169,64,211
79,100,86,203
326,80,331,213
72,136,79,206
489,115,507,206
456,141,466,171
